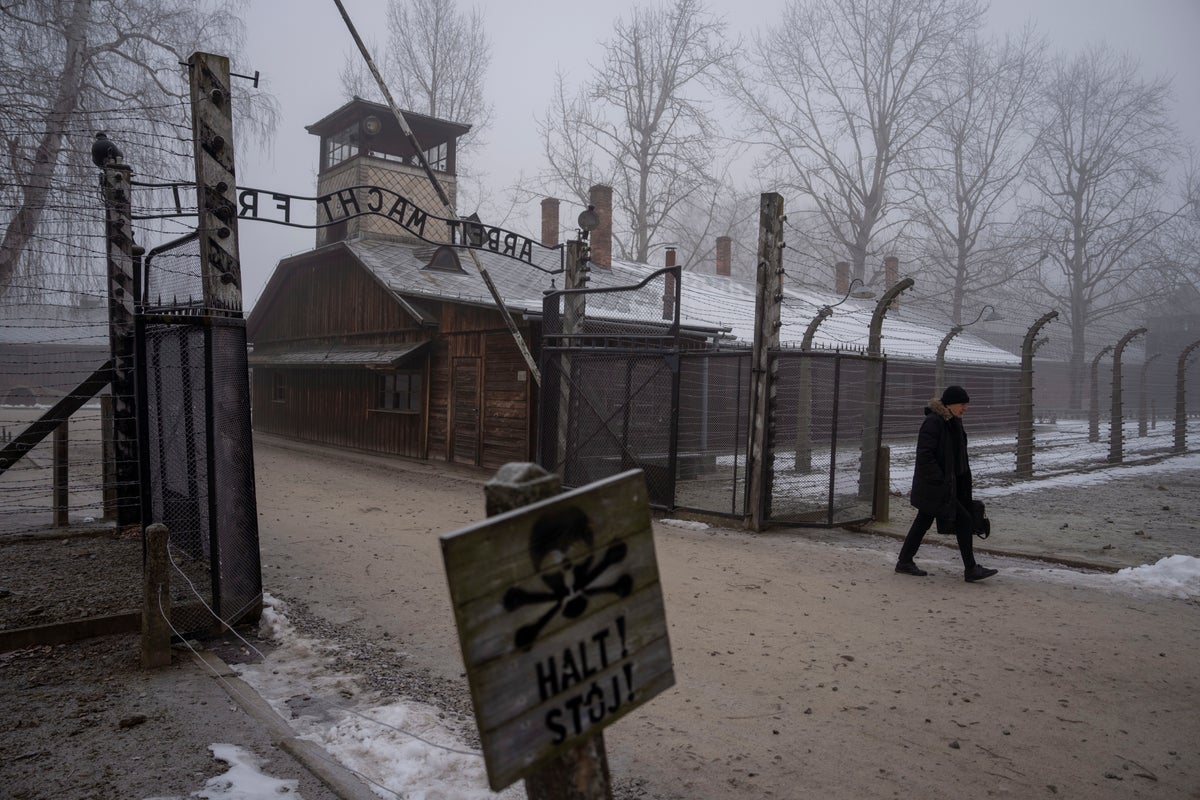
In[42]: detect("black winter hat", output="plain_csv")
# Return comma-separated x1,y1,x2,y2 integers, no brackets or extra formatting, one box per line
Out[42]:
941,385,970,405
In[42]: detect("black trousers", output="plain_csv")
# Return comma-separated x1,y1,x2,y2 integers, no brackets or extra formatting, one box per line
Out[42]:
898,498,977,570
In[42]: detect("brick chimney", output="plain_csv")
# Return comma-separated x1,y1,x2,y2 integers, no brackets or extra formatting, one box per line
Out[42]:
884,255,899,289
835,261,850,295
588,184,612,269
663,247,677,321
540,197,559,247
716,236,732,276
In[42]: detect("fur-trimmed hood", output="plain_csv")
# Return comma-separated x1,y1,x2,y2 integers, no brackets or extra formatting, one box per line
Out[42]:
924,398,953,420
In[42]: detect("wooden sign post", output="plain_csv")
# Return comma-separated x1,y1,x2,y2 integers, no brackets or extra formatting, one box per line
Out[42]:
442,465,674,795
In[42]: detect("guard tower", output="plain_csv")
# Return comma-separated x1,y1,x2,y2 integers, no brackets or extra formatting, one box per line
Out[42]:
305,97,471,247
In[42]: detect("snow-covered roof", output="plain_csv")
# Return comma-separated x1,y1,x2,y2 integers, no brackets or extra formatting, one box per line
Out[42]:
332,239,1019,366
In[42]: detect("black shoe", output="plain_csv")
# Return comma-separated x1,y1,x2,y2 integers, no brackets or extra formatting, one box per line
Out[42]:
895,562,928,576
965,565,998,583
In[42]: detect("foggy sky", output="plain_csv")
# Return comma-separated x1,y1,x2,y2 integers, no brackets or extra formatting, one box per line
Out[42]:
237,0,1200,309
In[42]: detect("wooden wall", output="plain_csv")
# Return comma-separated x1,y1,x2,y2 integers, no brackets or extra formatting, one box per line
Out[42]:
250,254,537,469
252,365,427,459
425,304,535,469
249,252,417,344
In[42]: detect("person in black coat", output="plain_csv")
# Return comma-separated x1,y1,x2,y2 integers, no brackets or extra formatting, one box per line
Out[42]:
895,385,998,582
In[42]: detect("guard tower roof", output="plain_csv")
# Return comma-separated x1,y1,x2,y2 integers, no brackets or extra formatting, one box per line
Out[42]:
305,96,471,153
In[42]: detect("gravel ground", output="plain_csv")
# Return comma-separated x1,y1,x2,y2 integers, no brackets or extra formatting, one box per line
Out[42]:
1,442,1197,800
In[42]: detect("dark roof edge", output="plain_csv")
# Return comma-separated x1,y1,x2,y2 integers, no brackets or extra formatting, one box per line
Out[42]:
304,97,472,137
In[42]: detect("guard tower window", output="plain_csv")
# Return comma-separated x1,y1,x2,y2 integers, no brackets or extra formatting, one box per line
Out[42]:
423,141,447,172
325,126,357,169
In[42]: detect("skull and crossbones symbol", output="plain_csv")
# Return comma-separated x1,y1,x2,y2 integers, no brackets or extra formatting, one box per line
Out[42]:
503,506,633,650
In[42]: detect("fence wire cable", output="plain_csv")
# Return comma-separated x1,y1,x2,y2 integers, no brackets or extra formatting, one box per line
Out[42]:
155,587,412,800
163,545,487,767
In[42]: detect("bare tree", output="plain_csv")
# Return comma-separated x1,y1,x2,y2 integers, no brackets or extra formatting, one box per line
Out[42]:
338,0,492,215
727,0,985,284
666,171,760,277
0,0,276,302
1025,44,1183,408
912,28,1045,324
338,0,492,151
537,0,735,264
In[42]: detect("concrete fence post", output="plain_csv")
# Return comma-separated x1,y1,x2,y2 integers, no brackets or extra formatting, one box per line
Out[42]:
874,445,890,523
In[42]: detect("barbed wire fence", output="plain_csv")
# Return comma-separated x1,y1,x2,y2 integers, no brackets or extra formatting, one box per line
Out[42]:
772,253,1199,491
0,100,202,538
2,50,264,646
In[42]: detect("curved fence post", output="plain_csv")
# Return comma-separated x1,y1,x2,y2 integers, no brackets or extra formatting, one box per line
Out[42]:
1108,328,1147,464
1089,345,1114,443
1017,311,1057,479
1174,339,1200,452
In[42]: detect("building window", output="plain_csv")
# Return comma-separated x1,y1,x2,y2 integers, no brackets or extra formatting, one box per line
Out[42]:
423,141,447,171
376,371,422,412
271,370,285,403
325,126,357,169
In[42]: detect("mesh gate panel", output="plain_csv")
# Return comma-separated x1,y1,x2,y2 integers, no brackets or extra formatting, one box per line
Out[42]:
544,349,678,506
674,352,750,517
767,351,881,526
143,321,213,634
538,273,886,523
143,237,205,314
140,315,262,637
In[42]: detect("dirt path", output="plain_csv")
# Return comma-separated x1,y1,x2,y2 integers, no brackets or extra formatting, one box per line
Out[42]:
252,435,1200,799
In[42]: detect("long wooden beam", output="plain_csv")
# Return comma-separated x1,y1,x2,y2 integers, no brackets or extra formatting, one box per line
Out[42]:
0,360,112,475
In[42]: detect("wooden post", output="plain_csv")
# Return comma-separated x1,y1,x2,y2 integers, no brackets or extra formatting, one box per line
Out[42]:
100,162,140,527
482,462,613,800
53,420,68,527
747,193,784,531
553,240,586,474
142,523,172,668
188,52,243,312
100,394,117,519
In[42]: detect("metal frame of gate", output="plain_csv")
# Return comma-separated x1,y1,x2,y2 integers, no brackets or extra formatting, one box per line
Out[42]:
762,348,887,527
540,299,887,527
538,267,682,507
134,235,262,638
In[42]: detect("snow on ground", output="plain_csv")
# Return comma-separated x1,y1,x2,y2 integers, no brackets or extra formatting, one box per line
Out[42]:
974,451,1200,498
146,744,301,800
659,518,711,531
890,417,1200,494
231,595,525,800
1000,555,1200,601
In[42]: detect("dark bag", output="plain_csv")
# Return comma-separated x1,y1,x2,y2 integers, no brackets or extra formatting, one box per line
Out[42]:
970,500,991,539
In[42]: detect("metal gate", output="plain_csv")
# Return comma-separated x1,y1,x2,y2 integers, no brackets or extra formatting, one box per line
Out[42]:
764,349,886,526
136,235,262,637
538,268,682,507
540,285,887,526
